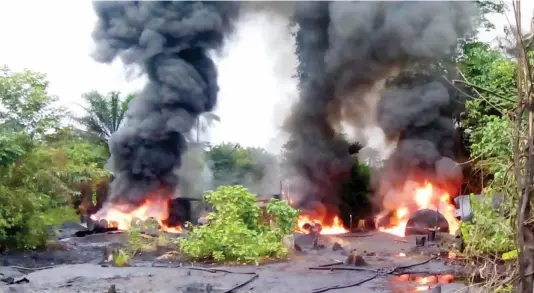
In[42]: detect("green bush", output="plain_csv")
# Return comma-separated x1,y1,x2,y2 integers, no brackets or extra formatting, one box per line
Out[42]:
179,185,299,264
0,185,80,251
460,193,516,256
0,186,37,251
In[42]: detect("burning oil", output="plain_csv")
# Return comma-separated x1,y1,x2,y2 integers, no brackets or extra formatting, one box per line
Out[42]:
283,0,477,236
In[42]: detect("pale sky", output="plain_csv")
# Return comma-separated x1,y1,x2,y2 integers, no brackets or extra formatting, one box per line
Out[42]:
0,1,532,153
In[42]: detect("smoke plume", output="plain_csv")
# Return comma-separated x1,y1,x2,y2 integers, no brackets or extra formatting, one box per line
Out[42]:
90,1,242,207
284,2,477,214
91,1,295,208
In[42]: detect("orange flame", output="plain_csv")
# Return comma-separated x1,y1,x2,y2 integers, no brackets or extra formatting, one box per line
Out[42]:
282,193,349,235
91,197,182,233
391,274,455,292
296,215,348,235
378,182,458,237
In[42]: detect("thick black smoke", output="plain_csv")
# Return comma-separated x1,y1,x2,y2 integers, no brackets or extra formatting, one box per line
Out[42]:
91,1,240,207
377,81,464,207
285,2,477,213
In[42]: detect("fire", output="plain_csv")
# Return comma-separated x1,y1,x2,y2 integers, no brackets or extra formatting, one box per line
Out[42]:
378,181,459,237
296,215,348,235
281,193,349,235
391,274,455,292
91,197,182,233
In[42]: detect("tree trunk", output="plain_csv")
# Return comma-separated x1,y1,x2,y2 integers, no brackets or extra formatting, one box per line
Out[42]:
514,2,534,292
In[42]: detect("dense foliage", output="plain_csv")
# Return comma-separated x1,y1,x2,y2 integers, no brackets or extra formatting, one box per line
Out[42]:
0,66,287,251
76,90,135,149
205,142,278,191
180,185,299,263
338,155,373,223
0,66,111,250
456,39,518,256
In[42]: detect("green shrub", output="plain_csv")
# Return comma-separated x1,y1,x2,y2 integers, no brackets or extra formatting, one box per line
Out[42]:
0,186,80,251
179,185,299,264
460,193,516,256
0,186,37,251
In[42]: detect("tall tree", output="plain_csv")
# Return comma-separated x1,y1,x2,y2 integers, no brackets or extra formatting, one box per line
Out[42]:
205,143,276,189
194,112,221,144
77,91,135,146
0,66,64,139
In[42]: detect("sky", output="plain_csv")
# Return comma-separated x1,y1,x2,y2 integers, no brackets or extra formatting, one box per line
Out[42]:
0,1,532,153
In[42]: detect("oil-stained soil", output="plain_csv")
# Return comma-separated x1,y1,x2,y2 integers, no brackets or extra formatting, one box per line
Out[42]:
1,230,472,293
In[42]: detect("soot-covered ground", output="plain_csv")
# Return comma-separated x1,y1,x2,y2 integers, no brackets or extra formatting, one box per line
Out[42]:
1,225,472,293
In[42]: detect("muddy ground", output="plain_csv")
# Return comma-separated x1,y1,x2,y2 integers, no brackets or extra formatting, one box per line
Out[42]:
1,229,472,293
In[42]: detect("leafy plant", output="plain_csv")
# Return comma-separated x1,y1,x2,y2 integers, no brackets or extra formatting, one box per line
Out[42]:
0,66,112,251
461,194,516,256
179,185,299,263
457,37,518,258
266,199,300,236
0,66,65,139
112,248,131,267
77,90,135,147
0,131,25,167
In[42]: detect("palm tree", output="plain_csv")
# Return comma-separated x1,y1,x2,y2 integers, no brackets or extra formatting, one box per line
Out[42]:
77,91,135,146
358,147,383,168
194,112,220,144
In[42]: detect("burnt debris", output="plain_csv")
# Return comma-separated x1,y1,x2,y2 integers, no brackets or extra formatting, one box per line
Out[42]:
405,209,450,236
74,219,118,237
163,197,200,227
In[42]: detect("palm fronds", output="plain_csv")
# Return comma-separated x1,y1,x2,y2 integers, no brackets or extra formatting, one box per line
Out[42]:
76,91,135,145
